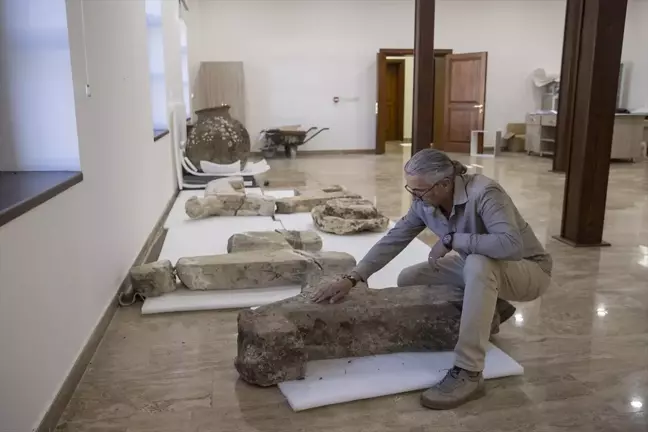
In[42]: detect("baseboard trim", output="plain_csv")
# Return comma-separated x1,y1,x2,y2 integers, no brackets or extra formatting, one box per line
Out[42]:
36,190,178,432
252,149,375,156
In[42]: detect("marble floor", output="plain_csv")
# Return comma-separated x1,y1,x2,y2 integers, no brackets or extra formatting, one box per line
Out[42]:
57,145,648,431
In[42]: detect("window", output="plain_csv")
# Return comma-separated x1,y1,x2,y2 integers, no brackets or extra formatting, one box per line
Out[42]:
180,19,191,119
145,0,168,134
0,0,80,171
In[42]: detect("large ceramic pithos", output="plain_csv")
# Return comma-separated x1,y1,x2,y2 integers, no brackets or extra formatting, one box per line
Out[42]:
186,105,250,169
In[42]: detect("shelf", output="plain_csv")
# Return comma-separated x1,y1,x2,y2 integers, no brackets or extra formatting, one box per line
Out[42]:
541,138,556,142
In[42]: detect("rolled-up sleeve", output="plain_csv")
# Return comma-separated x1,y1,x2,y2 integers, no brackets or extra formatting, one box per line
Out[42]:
352,206,425,281
452,186,524,260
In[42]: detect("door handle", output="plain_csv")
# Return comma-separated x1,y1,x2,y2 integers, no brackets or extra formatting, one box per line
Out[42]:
474,104,484,108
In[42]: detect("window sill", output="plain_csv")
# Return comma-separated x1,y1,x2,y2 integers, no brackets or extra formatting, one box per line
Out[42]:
0,171,83,228
154,129,170,141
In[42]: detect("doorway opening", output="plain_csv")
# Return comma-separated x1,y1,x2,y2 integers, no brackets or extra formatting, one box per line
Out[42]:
385,59,406,143
375,49,488,154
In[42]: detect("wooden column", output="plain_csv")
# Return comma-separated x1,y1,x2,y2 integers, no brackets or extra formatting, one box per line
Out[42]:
411,0,435,155
552,0,585,173
555,0,628,247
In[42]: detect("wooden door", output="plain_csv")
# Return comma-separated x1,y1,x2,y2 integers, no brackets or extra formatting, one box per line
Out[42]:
443,52,487,153
385,61,405,141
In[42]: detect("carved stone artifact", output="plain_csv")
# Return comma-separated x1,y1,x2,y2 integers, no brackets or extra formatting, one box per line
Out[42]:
185,105,250,169
185,194,275,218
275,186,361,214
227,230,323,253
311,198,389,235
235,285,464,386
129,260,176,297
175,250,355,291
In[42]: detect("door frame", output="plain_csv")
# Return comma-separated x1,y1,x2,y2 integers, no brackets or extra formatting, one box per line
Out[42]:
386,59,406,141
375,48,453,154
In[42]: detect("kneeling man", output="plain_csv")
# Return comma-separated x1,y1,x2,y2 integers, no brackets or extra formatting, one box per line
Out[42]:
312,149,552,409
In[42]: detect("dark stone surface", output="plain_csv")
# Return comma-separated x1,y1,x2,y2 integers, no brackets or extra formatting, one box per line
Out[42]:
235,285,464,386
185,105,250,169
0,171,83,228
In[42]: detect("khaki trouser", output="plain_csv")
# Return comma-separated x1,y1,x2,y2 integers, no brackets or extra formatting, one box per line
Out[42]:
397,254,551,372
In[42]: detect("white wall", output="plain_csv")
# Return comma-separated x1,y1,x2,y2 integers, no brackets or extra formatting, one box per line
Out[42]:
0,1,177,430
622,0,648,111
0,0,80,170
194,0,569,151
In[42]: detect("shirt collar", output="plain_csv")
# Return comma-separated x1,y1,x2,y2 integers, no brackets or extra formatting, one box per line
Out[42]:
453,175,468,206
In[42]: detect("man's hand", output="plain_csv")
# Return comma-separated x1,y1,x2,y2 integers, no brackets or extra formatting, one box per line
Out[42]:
311,277,354,304
428,240,450,267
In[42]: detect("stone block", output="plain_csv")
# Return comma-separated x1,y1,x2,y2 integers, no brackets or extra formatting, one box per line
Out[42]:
176,250,312,291
204,176,245,196
175,249,356,292
129,260,176,297
311,198,389,235
227,230,323,253
227,231,292,253
185,194,275,219
235,285,463,386
275,190,361,214
236,194,276,216
276,230,323,252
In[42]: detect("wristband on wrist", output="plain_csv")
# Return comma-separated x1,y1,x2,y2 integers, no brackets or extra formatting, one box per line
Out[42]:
442,232,455,250
342,273,361,287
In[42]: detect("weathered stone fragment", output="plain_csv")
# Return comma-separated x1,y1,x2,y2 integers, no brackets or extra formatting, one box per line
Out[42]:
275,188,361,214
227,231,292,253
204,176,245,196
185,194,275,219
227,230,323,253
236,195,276,216
175,250,355,291
235,285,464,386
129,260,176,297
311,198,389,235
277,230,323,252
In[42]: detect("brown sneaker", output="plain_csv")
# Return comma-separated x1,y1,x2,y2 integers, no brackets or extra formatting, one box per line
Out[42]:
420,367,485,410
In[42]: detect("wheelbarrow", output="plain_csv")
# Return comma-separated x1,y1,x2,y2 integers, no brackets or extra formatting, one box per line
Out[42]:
259,126,330,159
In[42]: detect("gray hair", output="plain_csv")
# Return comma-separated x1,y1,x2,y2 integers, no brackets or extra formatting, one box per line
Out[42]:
403,149,467,184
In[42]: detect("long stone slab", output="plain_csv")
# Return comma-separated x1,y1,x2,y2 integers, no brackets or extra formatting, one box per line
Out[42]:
235,285,464,386
185,194,275,219
227,230,323,253
275,190,361,214
176,250,356,291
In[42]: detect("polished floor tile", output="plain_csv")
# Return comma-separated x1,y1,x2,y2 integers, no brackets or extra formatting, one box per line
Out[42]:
57,146,648,431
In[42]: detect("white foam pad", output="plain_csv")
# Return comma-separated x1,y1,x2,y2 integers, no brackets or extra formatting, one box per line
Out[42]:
141,286,301,315
159,216,282,264
275,213,428,289
278,344,523,411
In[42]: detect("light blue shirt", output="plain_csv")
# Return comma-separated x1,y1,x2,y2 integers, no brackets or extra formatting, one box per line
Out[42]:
353,174,552,280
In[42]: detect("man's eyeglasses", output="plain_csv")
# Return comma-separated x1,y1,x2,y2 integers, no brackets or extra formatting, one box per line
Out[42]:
404,184,436,200
404,178,448,200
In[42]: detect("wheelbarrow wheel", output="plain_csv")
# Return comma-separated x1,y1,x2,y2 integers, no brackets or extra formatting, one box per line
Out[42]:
285,145,298,159
262,148,276,159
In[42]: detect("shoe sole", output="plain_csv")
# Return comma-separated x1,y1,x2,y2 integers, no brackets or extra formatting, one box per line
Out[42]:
420,386,486,410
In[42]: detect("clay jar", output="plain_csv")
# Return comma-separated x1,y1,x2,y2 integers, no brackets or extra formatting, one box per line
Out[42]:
185,105,250,169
